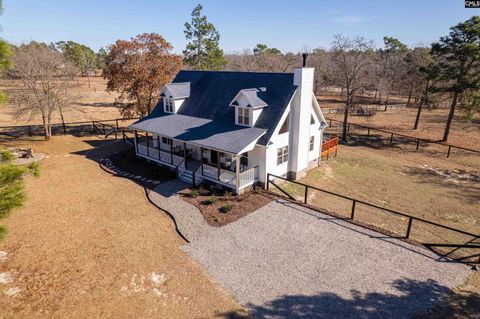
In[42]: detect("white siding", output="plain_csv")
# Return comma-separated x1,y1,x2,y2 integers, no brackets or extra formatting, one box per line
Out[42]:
252,108,262,126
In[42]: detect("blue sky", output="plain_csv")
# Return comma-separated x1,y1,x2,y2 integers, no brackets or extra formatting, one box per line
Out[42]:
1,0,478,53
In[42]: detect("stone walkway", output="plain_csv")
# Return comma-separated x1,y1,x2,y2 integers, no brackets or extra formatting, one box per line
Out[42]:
101,157,163,189
149,180,214,242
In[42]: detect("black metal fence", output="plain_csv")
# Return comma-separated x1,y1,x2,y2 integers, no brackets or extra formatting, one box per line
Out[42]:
325,118,480,159
322,103,408,115
266,173,480,264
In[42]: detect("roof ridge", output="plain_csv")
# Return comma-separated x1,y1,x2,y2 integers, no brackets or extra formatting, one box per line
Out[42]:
179,69,294,75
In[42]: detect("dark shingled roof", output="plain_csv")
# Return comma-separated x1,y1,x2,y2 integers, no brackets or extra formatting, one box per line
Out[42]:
130,114,266,154
133,70,297,147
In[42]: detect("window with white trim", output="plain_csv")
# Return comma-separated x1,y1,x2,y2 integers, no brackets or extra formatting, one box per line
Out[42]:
164,97,174,113
277,146,288,165
309,136,315,151
237,107,250,126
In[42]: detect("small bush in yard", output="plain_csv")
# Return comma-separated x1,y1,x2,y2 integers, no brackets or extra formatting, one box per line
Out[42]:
203,195,217,205
28,162,40,177
220,202,234,213
189,189,199,198
224,190,233,197
0,150,14,163
0,92,8,104
0,226,5,241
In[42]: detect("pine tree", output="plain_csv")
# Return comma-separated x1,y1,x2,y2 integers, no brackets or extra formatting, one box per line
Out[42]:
183,4,226,70
431,16,480,141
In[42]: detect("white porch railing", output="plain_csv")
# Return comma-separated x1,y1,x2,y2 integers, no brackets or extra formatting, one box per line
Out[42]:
201,164,259,189
202,164,218,180
172,154,184,169
137,142,185,169
239,166,259,188
160,151,170,163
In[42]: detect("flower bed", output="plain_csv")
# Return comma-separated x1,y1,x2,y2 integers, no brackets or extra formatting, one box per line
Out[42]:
180,186,271,227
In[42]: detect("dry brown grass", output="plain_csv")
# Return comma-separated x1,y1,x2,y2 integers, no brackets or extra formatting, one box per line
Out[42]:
0,135,245,318
0,77,122,126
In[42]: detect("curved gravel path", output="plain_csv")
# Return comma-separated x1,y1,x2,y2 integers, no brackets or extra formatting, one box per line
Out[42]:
149,180,215,242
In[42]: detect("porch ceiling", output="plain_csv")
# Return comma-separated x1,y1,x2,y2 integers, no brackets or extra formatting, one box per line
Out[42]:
130,114,266,154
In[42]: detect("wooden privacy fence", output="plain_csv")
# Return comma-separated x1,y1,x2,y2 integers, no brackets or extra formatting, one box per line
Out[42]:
325,118,480,158
0,117,140,140
266,173,480,265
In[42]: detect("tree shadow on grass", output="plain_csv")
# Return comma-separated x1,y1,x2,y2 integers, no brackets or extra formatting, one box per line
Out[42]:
217,278,480,319
71,138,175,190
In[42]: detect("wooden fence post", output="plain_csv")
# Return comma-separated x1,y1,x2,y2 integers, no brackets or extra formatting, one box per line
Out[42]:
304,185,308,204
351,200,356,220
406,217,413,239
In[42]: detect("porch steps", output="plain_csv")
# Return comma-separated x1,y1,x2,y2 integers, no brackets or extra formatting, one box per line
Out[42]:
178,170,193,185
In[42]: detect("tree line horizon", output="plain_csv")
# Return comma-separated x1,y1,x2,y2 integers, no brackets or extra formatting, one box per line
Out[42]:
0,3,478,142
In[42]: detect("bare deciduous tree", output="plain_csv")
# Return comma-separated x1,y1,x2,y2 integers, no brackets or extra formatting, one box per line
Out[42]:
12,42,77,140
325,34,375,141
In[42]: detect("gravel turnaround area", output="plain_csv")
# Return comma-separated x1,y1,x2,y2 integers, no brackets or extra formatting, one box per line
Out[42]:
182,199,471,319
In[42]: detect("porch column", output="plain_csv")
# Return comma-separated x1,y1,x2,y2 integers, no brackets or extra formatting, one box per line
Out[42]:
145,132,149,157
200,147,204,175
183,142,188,170
236,155,240,190
217,153,221,181
157,135,161,161
134,130,138,154
170,139,173,164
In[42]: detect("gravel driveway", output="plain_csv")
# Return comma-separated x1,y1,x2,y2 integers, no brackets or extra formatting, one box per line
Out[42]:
182,199,470,319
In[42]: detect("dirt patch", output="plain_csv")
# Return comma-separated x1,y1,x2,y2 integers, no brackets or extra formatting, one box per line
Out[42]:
180,187,271,227
0,135,244,318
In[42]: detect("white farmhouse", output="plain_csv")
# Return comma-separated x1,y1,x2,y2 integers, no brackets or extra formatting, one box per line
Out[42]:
130,61,328,194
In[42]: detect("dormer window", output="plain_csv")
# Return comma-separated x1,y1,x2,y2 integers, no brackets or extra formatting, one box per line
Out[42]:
160,82,190,114
237,107,250,126
230,88,268,127
164,97,174,113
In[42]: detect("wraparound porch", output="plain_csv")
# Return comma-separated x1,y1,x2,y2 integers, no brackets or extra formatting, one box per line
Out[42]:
133,131,259,193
